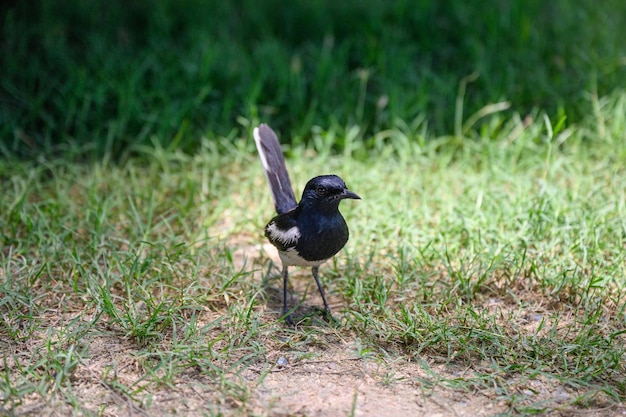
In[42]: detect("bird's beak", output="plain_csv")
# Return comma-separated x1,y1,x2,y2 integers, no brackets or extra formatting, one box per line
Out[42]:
342,189,361,200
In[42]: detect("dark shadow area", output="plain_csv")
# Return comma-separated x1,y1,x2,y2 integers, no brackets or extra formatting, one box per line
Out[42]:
2,0,625,158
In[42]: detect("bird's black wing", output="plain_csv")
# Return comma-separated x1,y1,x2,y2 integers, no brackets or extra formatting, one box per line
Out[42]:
253,124,297,215
264,210,300,252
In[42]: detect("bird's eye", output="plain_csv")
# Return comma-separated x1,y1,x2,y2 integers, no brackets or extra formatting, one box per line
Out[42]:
316,186,327,195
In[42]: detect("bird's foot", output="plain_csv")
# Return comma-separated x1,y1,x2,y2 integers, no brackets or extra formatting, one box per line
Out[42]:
316,307,340,327
283,311,295,326
325,312,341,327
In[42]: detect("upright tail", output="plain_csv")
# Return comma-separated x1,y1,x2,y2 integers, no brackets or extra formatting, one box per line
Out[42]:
253,124,297,214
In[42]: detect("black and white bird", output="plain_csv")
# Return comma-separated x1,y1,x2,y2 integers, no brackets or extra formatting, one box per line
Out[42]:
253,124,360,324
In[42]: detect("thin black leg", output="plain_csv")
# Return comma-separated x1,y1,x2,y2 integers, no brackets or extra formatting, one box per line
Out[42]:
312,266,333,317
282,265,294,325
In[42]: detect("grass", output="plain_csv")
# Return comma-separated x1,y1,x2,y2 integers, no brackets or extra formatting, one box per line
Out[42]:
2,90,625,415
2,0,626,157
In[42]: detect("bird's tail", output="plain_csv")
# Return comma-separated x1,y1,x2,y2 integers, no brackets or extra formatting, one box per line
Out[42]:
253,124,297,214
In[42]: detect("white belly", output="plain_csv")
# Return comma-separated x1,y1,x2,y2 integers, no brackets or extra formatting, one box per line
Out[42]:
279,248,328,267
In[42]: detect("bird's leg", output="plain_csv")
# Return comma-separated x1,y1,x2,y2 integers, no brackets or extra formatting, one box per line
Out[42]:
312,266,335,321
282,265,294,325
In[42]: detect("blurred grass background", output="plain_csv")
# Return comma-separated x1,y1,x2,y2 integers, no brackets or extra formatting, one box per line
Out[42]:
1,0,624,159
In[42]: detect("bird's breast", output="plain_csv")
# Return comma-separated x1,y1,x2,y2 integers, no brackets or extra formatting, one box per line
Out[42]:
294,214,349,262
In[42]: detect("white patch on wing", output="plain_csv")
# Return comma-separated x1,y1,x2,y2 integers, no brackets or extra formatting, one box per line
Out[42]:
266,222,301,245
279,248,328,267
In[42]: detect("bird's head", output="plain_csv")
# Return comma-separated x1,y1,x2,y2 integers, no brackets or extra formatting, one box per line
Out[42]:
300,175,360,212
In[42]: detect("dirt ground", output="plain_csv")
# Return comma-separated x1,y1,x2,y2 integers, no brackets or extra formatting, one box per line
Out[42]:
247,347,508,417
5,243,625,417
8,328,624,417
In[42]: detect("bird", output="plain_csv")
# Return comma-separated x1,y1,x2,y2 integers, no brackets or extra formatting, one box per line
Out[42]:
253,124,360,324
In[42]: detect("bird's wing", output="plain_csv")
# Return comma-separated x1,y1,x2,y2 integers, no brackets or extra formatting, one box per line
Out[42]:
265,211,299,252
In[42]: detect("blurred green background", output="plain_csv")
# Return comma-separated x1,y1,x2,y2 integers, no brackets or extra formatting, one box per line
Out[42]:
1,0,624,158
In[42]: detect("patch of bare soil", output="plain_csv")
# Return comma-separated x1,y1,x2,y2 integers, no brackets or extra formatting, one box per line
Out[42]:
4,243,624,417
247,348,505,417
240,336,622,417
8,328,622,417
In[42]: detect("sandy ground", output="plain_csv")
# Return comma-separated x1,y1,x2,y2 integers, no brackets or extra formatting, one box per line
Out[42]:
8,327,624,417
7,298,624,417
4,243,625,416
